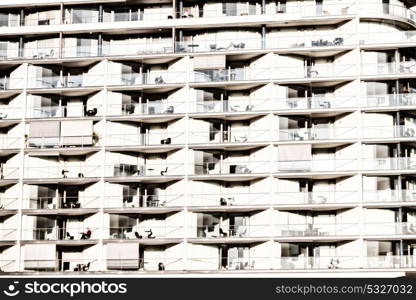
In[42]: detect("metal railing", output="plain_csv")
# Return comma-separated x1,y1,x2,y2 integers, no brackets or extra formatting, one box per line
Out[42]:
22,227,98,241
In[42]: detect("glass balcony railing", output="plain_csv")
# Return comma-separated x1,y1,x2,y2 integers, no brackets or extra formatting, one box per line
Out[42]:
363,190,416,203
23,227,98,241
25,196,100,209
274,191,359,205
278,127,357,141
24,259,98,272
107,71,186,86
275,95,357,110
190,129,270,144
359,3,416,23
0,136,21,149
275,223,359,237
0,107,23,119
362,125,416,139
362,157,416,171
0,167,20,179
26,105,102,119
0,229,16,241
104,194,184,208
105,163,184,177
27,75,104,89
277,64,356,79
361,62,416,76
193,224,270,238
107,225,183,239
0,197,18,210
194,161,270,175
189,192,270,207
188,256,269,270
107,101,185,116
364,222,416,236
277,159,358,173
192,68,269,83
106,132,184,147
364,93,416,108
177,32,354,54
24,165,101,179
27,135,100,148
364,256,416,269
106,257,183,271
0,77,23,90
191,98,271,113
277,256,360,270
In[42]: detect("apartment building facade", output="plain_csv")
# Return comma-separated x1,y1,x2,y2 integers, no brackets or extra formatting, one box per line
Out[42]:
0,0,415,276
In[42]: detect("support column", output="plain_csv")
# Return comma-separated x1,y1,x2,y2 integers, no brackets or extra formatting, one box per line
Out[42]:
261,25,266,49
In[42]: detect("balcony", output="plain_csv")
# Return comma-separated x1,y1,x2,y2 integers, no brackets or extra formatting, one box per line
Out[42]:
192,68,268,83
106,132,184,147
107,71,185,87
191,98,271,113
194,224,269,238
107,225,183,240
27,74,103,89
362,157,416,171
189,192,270,207
276,95,357,110
364,93,416,108
190,129,270,144
361,62,416,76
0,107,22,120
364,222,416,235
0,136,21,149
363,190,416,203
0,167,20,179
26,104,102,119
274,191,359,206
105,163,184,177
24,259,98,272
362,125,416,139
278,127,357,142
23,227,98,241
277,64,356,80
0,197,18,210
188,256,268,271
276,159,358,173
26,196,100,210
177,32,353,54
276,223,358,237
24,165,101,179
26,135,100,149
0,229,16,241
104,194,184,208
364,255,416,269
107,101,185,117
360,30,416,46
277,256,359,270
106,257,183,271
194,160,270,175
